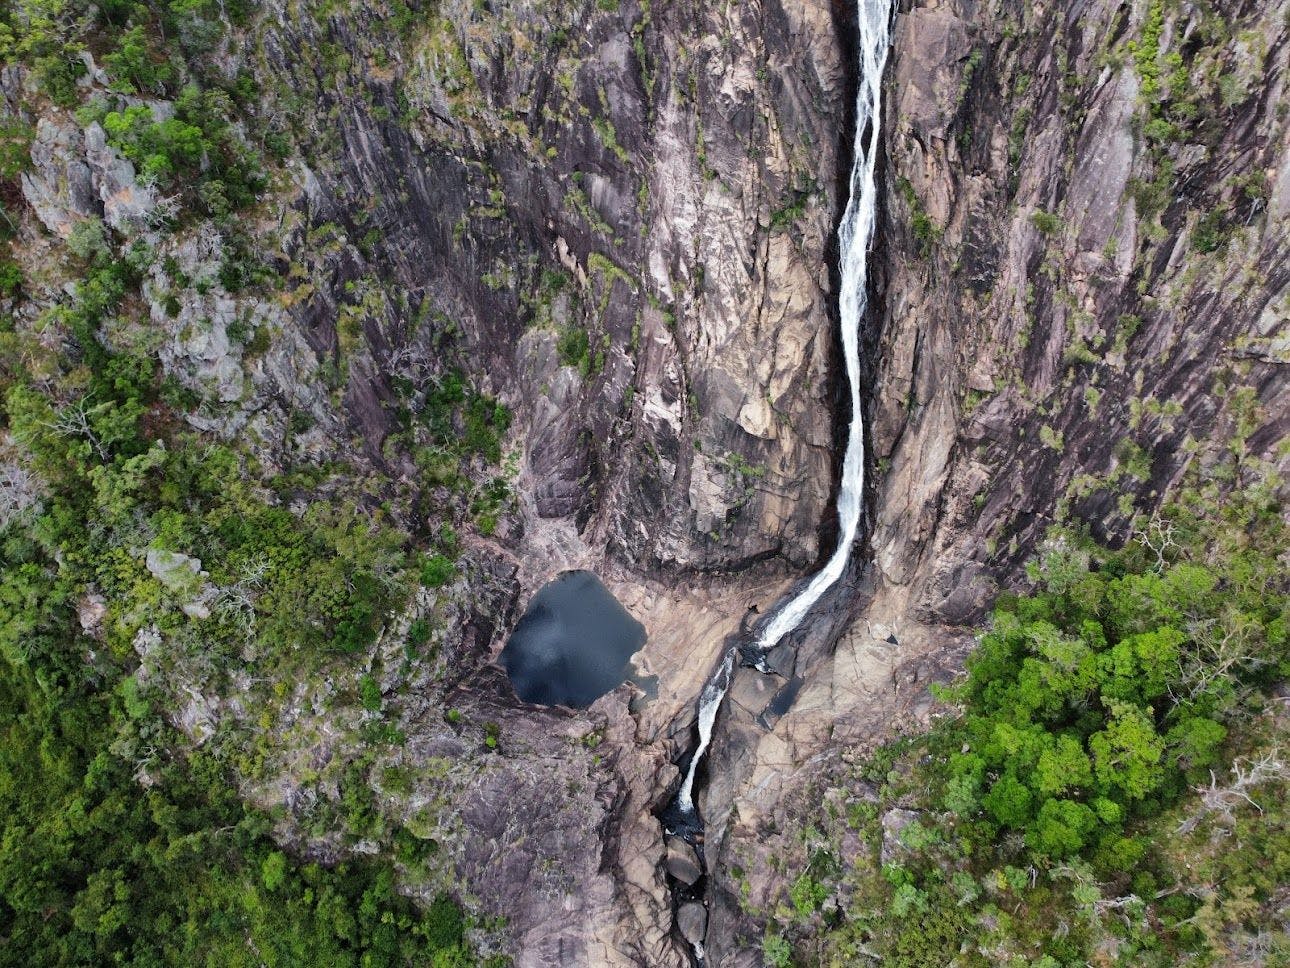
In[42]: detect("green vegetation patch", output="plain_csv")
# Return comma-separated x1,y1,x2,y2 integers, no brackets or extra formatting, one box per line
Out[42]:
765,453,1287,966
0,1,512,957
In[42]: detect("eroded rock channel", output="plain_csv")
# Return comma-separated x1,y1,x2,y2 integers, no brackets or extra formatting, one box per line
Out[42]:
657,0,894,959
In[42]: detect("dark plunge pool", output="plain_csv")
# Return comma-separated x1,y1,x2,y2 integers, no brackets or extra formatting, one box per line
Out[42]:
500,570,647,708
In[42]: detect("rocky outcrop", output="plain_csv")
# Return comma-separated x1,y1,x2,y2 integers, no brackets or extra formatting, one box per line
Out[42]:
21,116,157,236
145,548,215,619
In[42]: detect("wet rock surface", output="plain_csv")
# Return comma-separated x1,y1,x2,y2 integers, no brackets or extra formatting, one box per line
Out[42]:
676,902,707,946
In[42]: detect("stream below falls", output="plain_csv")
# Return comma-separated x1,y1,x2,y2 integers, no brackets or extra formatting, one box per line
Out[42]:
659,0,894,960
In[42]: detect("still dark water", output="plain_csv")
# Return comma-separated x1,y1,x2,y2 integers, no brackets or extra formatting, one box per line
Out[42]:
501,570,647,708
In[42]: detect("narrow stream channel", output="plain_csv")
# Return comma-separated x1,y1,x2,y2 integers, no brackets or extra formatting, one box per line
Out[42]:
661,0,894,960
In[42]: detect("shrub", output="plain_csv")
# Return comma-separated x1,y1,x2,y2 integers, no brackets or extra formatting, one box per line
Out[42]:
1192,208,1229,253
420,554,455,588
104,24,173,95
35,51,87,106
359,674,382,712
261,851,287,891
0,260,22,297
424,894,466,950
407,618,431,645
789,872,827,916
763,934,792,968
67,218,110,262
557,325,591,370
1030,208,1062,234
0,120,33,179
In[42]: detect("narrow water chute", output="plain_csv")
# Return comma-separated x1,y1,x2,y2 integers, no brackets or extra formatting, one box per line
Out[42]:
676,0,893,814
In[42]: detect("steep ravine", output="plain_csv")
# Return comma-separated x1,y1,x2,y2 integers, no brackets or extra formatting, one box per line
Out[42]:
657,0,893,957
8,0,857,960
254,3,864,963
4,0,1284,962
698,0,1288,961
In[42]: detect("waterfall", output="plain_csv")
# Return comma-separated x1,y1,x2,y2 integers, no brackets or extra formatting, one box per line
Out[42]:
675,650,733,812
676,0,892,815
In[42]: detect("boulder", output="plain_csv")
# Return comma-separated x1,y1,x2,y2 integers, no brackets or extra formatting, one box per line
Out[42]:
21,120,97,237
881,808,920,865
84,122,157,232
664,837,702,886
77,593,107,637
676,902,707,945
146,548,204,591
145,548,213,619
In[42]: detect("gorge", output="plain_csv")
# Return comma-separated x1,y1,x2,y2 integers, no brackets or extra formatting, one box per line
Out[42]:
669,0,892,879
0,0,1286,964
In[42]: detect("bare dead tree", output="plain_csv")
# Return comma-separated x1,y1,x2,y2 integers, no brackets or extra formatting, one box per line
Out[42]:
1230,927,1277,966
146,192,182,229
1176,747,1288,834
39,395,110,461
386,344,437,407
0,461,41,529
1093,894,1144,927
212,553,270,636
1170,612,1268,709
1132,509,1178,572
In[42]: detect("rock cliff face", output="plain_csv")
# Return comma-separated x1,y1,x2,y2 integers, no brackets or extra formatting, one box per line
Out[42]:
256,0,852,575
871,0,1287,630
701,0,1288,961
4,0,1285,962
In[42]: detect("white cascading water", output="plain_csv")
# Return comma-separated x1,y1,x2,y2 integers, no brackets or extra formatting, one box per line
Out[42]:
676,0,892,815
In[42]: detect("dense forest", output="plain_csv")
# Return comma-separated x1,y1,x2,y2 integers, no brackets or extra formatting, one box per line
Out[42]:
0,0,500,961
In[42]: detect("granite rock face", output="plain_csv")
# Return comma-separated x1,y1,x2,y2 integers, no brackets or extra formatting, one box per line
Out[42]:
701,0,1288,962
19,116,158,238
4,0,1286,963
867,0,1287,630
252,0,850,574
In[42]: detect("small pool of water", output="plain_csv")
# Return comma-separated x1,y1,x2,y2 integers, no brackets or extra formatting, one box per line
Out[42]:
500,570,647,708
